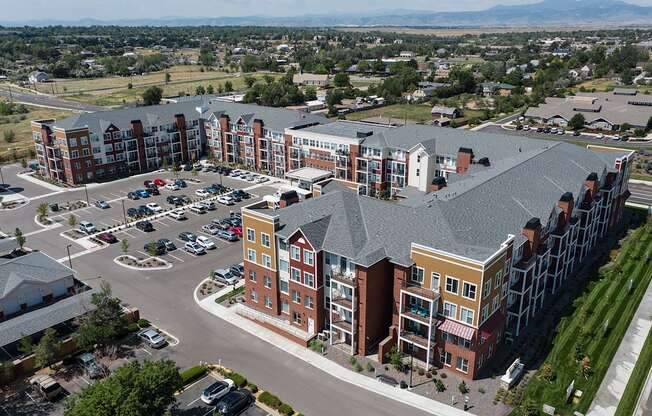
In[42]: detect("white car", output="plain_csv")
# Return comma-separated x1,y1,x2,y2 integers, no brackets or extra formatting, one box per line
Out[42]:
196,235,216,250
145,203,162,213
184,242,206,255
217,195,235,205
189,204,207,214
196,189,210,198
255,177,269,184
201,379,235,405
165,183,180,191
79,221,96,234
523,125,531,131
168,209,186,220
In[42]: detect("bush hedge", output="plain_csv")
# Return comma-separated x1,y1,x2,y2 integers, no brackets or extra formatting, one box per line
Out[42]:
180,365,208,385
258,391,282,409
278,403,294,415
126,323,139,333
247,383,258,394
229,372,247,387
137,318,150,328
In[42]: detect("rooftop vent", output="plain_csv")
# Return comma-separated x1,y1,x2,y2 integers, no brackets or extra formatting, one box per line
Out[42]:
356,130,374,138
478,157,490,167
458,147,474,155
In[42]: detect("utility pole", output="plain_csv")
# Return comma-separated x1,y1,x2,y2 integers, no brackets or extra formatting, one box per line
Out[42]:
66,244,73,270
121,199,127,225
84,183,89,205
409,346,414,389
7,84,13,104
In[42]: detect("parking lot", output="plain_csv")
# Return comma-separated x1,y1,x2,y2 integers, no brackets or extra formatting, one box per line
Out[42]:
173,373,269,416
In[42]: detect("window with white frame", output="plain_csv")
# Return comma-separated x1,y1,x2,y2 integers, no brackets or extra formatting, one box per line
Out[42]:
304,251,314,266
304,295,314,309
441,351,452,366
431,272,440,291
290,245,301,261
247,248,256,262
264,295,272,308
246,228,255,242
483,280,492,297
481,304,489,322
281,300,289,314
279,259,289,273
264,275,272,288
261,233,270,248
460,307,475,325
291,268,301,282
445,276,459,294
292,311,302,324
292,290,301,303
411,267,424,284
249,270,256,282
502,282,508,298
443,301,457,319
462,282,476,300
304,272,314,287
262,253,272,268
250,289,258,302
456,357,469,373
280,280,289,294
492,295,500,313
494,270,502,288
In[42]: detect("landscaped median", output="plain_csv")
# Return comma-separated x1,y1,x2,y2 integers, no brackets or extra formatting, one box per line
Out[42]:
515,214,652,415
615,330,652,416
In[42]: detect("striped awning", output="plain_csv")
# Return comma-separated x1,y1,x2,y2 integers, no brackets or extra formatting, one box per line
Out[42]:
437,318,475,341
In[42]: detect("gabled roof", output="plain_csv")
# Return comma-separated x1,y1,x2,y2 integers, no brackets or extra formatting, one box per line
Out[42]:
0,252,73,300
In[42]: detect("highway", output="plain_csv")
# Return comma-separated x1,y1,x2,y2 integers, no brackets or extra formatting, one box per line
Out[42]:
0,86,107,112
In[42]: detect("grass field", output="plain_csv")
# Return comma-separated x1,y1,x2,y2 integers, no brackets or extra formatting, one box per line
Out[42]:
345,104,434,123
520,215,652,415
0,102,73,152
615,330,652,416
575,78,652,93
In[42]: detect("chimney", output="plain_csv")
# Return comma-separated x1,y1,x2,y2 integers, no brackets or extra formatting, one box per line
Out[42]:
278,190,299,208
429,176,447,193
584,172,599,201
521,217,542,259
557,192,574,229
456,147,474,173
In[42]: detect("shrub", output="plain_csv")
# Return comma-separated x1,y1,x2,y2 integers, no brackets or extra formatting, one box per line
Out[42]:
258,391,282,409
230,372,247,387
434,378,446,392
418,368,425,376
440,372,447,379
400,380,408,389
278,403,294,415
354,362,363,372
180,365,207,385
458,381,469,394
348,356,357,366
126,322,139,333
137,318,150,328
479,387,486,394
247,383,258,394
366,362,375,372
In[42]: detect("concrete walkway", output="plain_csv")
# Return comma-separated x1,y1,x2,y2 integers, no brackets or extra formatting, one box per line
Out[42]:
587,277,652,416
193,281,468,416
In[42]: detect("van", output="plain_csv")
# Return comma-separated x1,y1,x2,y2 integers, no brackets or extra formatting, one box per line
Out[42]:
29,374,63,401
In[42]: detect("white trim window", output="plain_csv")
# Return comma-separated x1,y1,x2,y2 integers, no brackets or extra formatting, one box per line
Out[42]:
281,300,289,314
483,280,492,297
264,295,272,309
262,253,272,269
290,245,301,261
456,357,469,373
481,304,489,323
443,301,457,319
431,272,440,291
291,268,301,282
492,295,500,313
442,351,452,366
411,267,425,284
279,259,289,273
462,282,476,300
460,307,475,325
250,288,257,302
304,295,314,309
494,270,502,288
263,275,272,289
304,251,314,266
280,279,289,294
304,272,314,288
261,233,271,248
445,276,459,294
292,290,301,303
246,228,255,242
247,248,256,263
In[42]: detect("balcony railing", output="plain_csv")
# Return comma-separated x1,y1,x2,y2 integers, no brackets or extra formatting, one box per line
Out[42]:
401,284,439,301
331,271,355,287
331,314,354,333
331,296,354,310
400,330,430,348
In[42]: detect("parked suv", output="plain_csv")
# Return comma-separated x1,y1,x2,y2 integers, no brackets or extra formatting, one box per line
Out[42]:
212,269,239,285
29,375,63,401
136,220,154,232
77,353,104,379
79,221,97,234
215,390,253,416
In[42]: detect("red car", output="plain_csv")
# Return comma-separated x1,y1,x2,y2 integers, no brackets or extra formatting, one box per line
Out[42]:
228,226,242,237
97,232,118,244
153,178,166,187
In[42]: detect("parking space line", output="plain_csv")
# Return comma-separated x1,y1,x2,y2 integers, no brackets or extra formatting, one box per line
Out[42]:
100,222,113,228
137,250,150,257
109,192,124,198
79,376,91,386
167,252,185,262
154,219,170,228
118,229,136,238
98,194,112,201
139,347,152,356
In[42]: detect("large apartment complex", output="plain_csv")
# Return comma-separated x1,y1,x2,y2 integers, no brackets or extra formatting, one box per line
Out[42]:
31,100,325,185
240,126,633,380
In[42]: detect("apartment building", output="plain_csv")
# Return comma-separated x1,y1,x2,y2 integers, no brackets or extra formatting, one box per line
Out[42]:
240,129,633,380
31,100,326,186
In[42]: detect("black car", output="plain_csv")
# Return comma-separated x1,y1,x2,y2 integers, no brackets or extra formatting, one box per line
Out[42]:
147,187,160,196
127,192,140,200
158,239,177,251
137,205,153,216
183,164,193,171
214,390,253,416
136,221,154,232
166,195,182,205
144,241,166,255
178,231,197,242
232,190,250,199
127,208,139,217
180,195,192,204
144,180,153,188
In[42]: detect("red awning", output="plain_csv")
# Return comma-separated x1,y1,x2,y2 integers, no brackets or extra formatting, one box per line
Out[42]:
479,312,505,339
437,318,475,341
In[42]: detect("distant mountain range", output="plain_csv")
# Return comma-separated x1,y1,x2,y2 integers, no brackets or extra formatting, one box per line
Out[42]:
3,0,652,28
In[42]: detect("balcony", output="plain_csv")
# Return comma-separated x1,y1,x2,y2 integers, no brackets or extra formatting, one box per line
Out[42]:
400,330,430,349
331,316,354,333
401,284,439,301
332,296,354,310
331,272,355,287
401,304,434,325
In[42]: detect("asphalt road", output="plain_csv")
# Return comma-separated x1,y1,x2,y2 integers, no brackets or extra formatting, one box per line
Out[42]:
1,168,431,416
629,182,652,207
0,86,107,112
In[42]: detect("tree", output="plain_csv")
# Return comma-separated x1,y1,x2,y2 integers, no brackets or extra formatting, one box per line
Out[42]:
164,72,171,84
385,346,404,372
621,68,633,85
142,86,163,106
68,214,77,228
146,241,157,257
356,60,370,73
75,282,125,349
36,203,48,221
333,73,350,88
304,87,317,101
18,335,33,355
34,328,61,369
620,123,632,133
14,227,25,250
64,359,182,416
195,85,206,95
244,76,256,88
224,80,233,92
3,129,15,143
569,113,586,131
120,238,130,255
206,84,214,94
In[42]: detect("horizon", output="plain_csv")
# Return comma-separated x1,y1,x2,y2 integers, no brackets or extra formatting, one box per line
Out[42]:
2,0,652,23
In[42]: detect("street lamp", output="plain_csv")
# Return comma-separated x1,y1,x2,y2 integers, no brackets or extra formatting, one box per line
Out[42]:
121,199,127,225
83,183,89,205
66,244,73,270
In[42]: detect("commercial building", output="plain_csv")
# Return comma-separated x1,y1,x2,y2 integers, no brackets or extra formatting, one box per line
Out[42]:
524,90,652,131
239,125,633,380
31,100,326,185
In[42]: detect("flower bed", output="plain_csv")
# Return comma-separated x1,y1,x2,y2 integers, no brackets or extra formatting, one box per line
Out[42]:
114,255,171,270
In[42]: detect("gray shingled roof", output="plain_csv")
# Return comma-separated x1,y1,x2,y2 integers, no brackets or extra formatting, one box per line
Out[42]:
52,99,326,134
0,252,73,300
258,139,627,265
0,238,19,256
0,289,97,347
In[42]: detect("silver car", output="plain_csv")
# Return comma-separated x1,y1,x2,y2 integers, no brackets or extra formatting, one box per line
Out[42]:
138,329,167,349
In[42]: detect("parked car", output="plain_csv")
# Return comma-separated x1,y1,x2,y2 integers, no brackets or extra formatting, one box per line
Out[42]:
77,353,104,379
217,230,238,242
138,328,167,348
229,263,245,278
255,177,269,184
214,390,254,416
145,202,162,213
153,178,166,187
29,375,63,401
144,240,166,255
195,189,210,198
97,232,118,244
184,242,206,255
158,238,177,251
175,179,187,188
228,226,242,237
213,219,233,230
137,205,153,216
217,196,235,205
94,200,110,209
79,221,97,234
147,186,160,196
178,231,197,242
190,204,207,214
523,125,531,131
196,235,216,250
143,180,153,188
232,190,250,199
135,189,150,198
165,183,180,191
136,220,154,232
201,224,221,235
202,201,217,211
201,379,235,405
167,195,181,205
168,209,187,220
127,192,140,200
127,207,139,217
180,195,192,204
183,164,193,171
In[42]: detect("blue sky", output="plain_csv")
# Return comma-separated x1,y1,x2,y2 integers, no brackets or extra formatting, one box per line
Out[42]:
2,0,650,21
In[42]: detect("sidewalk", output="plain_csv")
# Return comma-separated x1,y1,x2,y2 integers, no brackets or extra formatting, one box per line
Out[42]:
193,283,468,416
587,277,652,416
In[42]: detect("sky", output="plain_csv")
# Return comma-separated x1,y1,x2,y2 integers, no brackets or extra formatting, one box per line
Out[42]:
2,0,651,22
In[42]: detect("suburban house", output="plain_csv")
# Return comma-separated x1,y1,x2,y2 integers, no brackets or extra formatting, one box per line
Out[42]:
479,82,516,97
238,125,633,379
28,71,49,84
431,106,461,121
409,82,450,101
292,73,330,87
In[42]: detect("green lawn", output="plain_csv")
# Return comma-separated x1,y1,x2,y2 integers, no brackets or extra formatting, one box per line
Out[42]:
615,330,652,416
519,216,652,415
345,104,434,123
